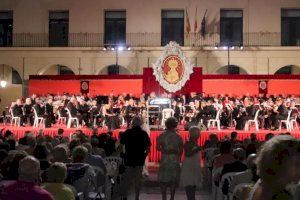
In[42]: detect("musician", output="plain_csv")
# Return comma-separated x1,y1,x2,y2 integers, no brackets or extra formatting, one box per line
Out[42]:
12,99,25,126
67,97,83,126
197,100,217,126
78,98,90,126
90,100,102,126
103,102,120,130
24,98,34,126
237,99,257,130
271,98,289,130
124,98,136,126
45,98,55,127
33,99,44,117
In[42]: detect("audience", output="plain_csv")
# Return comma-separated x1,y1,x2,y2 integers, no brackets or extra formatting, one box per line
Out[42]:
0,119,299,200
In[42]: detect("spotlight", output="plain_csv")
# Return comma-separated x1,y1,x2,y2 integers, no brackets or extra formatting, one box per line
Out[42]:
127,46,131,51
0,80,7,88
118,46,124,51
223,46,228,50
230,46,235,50
111,47,115,51
103,47,107,51
214,43,219,49
240,45,244,50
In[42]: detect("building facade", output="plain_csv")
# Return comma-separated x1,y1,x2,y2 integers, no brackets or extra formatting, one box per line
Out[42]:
0,0,300,111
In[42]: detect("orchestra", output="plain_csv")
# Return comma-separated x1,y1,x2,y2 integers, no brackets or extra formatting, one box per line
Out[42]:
5,92,299,131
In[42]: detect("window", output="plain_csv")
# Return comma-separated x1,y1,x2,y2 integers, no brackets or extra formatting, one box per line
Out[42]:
108,65,120,75
275,66,293,74
12,69,22,84
105,11,126,45
0,11,13,47
281,9,300,46
220,10,243,46
58,65,74,75
161,10,184,46
49,11,69,47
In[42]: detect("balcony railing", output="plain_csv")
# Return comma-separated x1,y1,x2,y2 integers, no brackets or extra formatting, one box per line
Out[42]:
6,32,298,48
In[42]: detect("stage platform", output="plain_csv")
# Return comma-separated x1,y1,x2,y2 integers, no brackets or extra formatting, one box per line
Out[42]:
0,124,299,163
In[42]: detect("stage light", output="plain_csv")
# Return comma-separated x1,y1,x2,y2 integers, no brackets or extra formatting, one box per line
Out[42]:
103,47,107,51
240,45,244,50
214,43,219,49
0,80,7,88
117,46,124,51
111,47,115,51
127,46,131,51
230,46,235,50
223,46,228,50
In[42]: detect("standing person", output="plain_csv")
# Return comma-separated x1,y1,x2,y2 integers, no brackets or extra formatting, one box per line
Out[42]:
116,116,151,200
180,126,202,200
157,117,183,200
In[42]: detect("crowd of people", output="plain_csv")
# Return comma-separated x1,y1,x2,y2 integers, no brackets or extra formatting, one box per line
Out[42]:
5,92,300,131
0,115,299,200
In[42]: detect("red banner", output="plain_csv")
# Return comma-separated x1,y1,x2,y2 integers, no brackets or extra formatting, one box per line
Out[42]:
259,80,268,94
80,81,89,94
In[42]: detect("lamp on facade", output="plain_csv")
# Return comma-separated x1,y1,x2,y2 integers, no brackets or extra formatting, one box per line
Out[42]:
0,65,7,88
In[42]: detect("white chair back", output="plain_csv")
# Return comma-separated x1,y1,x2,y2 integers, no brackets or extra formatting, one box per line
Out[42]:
253,109,260,121
162,108,174,119
33,107,39,118
287,110,292,121
215,109,221,120
66,107,72,118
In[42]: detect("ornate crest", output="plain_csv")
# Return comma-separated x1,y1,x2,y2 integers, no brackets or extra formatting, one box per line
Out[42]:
152,41,194,93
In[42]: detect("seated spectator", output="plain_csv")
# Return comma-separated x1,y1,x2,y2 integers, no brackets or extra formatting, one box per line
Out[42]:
220,148,248,194
98,132,116,156
25,136,36,155
204,133,219,149
42,162,75,200
213,140,234,169
249,135,300,200
32,144,51,171
0,149,8,164
50,145,70,163
82,143,107,186
265,133,274,141
230,131,242,148
227,154,258,196
0,156,54,200
91,137,105,157
1,150,27,180
65,145,96,198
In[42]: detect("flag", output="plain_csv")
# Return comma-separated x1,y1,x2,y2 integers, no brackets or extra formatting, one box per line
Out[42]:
186,8,191,34
200,9,207,37
194,7,198,32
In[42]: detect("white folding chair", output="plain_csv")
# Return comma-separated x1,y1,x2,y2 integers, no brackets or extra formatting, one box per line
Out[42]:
161,108,175,127
208,109,221,131
66,108,79,128
57,109,67,124
33,107,45,128
244,109,260,131
290,111,299,131
219,172,239,200
212,167,223,200
279,110,292,132
10,110,20,127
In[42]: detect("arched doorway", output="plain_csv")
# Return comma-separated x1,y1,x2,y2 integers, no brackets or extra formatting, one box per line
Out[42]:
0,64,23,113
98,65,131,75
38,64,75,75
275,65,300,74
214,65,248,74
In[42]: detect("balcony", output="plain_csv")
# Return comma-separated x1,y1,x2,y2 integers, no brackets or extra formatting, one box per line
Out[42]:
4,32,298,48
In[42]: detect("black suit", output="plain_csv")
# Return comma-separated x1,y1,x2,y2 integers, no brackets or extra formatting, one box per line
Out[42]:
45,103,55,127
273,105,289,129
33,104,44,117
12,104,24,125
24,104,34,125
67,102,83,125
